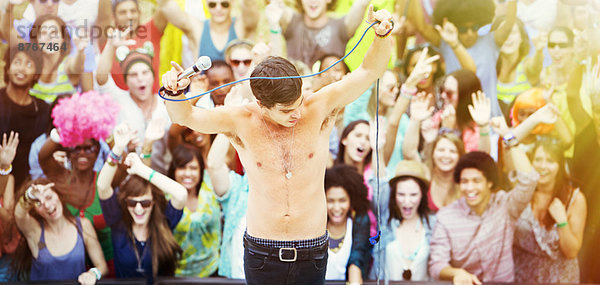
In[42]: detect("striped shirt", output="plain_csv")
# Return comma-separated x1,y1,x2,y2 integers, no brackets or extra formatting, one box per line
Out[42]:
429,170,539,282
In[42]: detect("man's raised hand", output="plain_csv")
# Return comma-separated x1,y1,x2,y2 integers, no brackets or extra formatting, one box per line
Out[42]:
162,61,191,94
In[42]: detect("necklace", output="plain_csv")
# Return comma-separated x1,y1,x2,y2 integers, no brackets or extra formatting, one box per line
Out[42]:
260,115,295,179
132,237,149,274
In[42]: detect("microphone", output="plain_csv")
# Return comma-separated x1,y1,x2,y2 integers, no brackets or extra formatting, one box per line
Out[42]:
177,56,212,81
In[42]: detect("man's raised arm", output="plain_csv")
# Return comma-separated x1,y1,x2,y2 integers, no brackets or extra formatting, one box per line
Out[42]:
162,62,238,134
319,6,393,111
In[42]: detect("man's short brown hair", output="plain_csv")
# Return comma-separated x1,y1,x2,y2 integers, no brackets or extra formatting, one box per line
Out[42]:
250,57,302,109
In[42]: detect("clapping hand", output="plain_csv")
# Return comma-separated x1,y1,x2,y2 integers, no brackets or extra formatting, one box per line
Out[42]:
468,91,491,127
0,132,19,169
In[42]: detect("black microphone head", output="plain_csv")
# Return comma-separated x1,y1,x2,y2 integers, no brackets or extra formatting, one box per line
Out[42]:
196,56,212,70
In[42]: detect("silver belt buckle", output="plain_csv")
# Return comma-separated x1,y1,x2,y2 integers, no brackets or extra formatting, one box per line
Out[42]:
279,247,297,262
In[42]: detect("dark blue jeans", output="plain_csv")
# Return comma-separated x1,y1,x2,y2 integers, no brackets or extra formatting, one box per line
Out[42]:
243,235,328,285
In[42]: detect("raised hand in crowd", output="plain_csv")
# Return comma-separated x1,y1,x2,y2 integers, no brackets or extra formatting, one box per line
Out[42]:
435,18,460,50
468,90,492,153
402,92,434,162
404,47,441,90
441,104,456,129
411,92,435,122
141,118,167,166
0,132,18,173
0,131,18,221
96,27,137,85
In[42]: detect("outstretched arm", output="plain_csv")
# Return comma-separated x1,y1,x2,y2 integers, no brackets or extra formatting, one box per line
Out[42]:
78,218,108,284
97,123,134,200
319,6,393,111
236,0,260,38
156,0,200,44
493,0,517,47
162,62,240,134
124,152,188,209
38,131,68,180
343,0,371,38
406,0,440,46
206,134,231,197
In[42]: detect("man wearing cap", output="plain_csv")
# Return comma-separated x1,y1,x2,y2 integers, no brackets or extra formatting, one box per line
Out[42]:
100,51,171,173
96,0,197,93
428,148,538,284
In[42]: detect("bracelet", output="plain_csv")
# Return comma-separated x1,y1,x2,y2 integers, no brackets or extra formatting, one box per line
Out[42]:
50,128,61,144
502,132,519,148
557,221,569,228
374,20,394,38
269,27,281,34
89,267,101,280
479,130,489,136
0,164,12,175
148,170,156,183
161,88,184,97
109,150,122,162
140,153,151,159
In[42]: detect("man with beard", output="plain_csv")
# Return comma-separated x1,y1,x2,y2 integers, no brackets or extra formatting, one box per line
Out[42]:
0,47,50,189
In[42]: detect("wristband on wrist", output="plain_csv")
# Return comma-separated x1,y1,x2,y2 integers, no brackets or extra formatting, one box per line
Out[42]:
0,164,12,175
557,221,568,228
479,130,490,136
140,153,151,159
90,267,101,280
269,27,281,34
148,170,156,183
502,132,519,148
50,128,61,144
374,20,394,38
161,88,184,97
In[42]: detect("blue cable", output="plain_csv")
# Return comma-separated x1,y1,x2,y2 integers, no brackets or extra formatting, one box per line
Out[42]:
158,21,378,102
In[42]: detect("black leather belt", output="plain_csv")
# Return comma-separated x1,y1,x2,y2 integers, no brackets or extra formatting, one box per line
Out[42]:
244,237,328,262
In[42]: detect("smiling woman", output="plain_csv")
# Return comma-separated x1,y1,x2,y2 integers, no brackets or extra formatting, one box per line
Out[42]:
12,178,108,283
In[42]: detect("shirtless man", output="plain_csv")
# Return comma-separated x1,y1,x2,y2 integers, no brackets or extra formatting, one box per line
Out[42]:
162,6,392,284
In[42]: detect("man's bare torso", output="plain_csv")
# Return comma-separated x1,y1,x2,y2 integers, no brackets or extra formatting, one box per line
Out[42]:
227,99,337,240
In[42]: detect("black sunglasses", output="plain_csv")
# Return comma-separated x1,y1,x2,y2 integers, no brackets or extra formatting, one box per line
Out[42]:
39,0,60,3
548,42,571,49
126,199,153,208
67,144,98,154
457,24,481,34
208,1,230,8
231,59,252,67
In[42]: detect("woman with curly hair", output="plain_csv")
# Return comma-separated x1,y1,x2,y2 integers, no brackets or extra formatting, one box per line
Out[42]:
324,164,372,284
96,123,187,283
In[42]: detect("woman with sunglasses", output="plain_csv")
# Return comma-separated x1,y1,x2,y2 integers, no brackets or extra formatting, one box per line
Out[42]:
370,160,435,281
96,123,187,283
37,92,119,276
525,26,578,159
12,178,107,284
168,144,221,277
